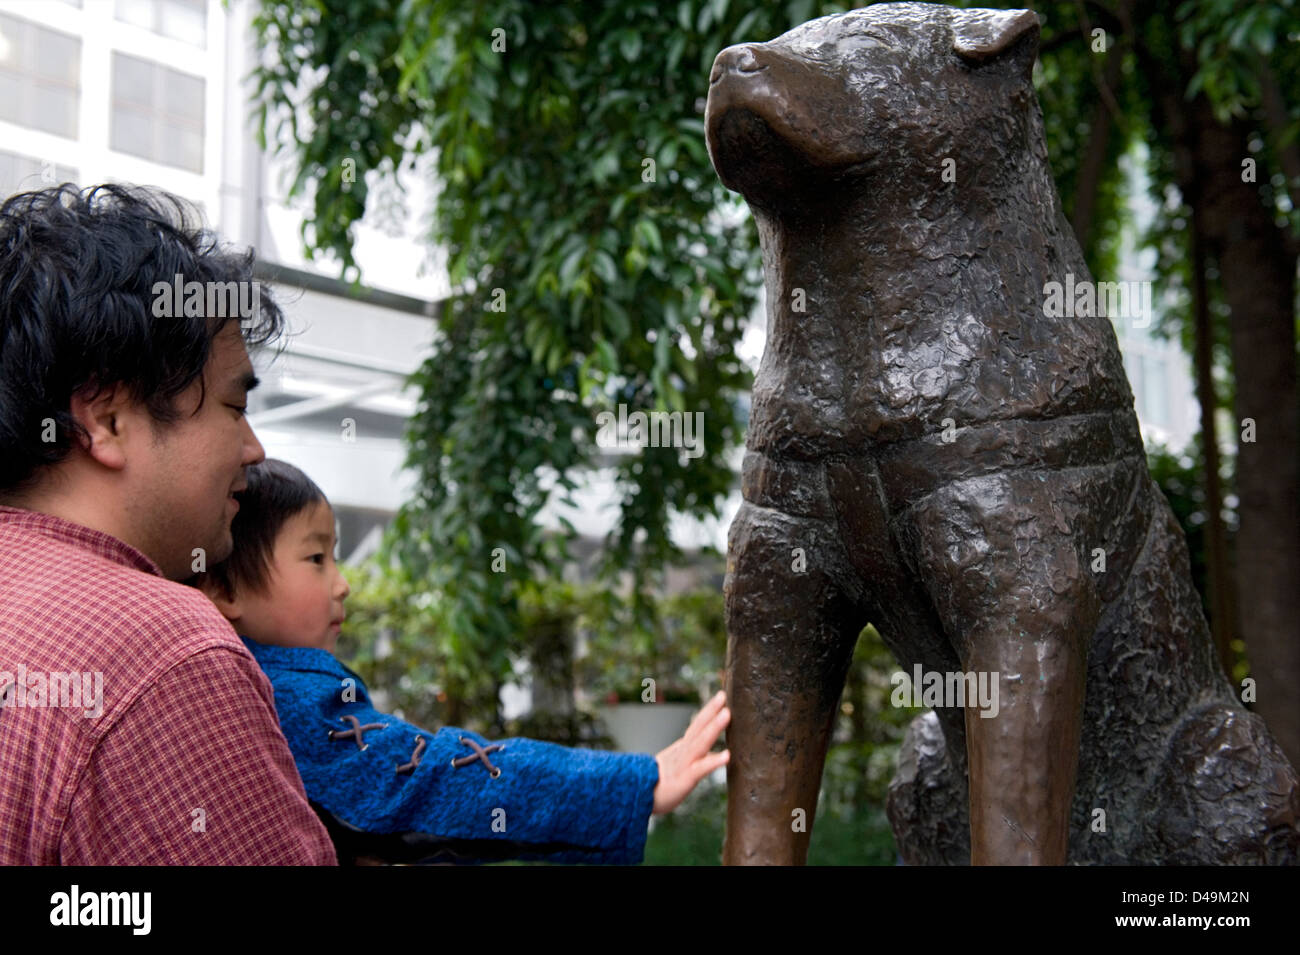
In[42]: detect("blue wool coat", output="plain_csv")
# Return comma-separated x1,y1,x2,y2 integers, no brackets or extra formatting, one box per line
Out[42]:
241,637,659,865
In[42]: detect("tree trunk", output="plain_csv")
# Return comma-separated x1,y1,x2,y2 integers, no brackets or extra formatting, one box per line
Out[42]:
1134,24,1240,681
1188,200,1237,676
1135,7,1300,767
1185,92,1300,770
1071,35,1126,251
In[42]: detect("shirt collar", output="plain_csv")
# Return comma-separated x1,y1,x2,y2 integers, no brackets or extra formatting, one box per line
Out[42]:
0,504,164,577
238,634,358,681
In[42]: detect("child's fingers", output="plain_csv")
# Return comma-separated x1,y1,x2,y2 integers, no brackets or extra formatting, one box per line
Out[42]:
696,748,729,783
698,690,726,721
686,706,730,760
687,702,728,744
685,690,726,737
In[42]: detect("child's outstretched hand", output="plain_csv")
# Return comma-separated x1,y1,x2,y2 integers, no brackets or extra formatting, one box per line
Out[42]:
652,690,730,815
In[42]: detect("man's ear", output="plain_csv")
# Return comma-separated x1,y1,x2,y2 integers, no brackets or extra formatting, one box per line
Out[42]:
66,381,134,470
952,8,1041,82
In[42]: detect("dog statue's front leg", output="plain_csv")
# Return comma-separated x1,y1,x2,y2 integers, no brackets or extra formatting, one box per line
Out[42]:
908,472,1101,865
722,499,866,865
962,610,1091,864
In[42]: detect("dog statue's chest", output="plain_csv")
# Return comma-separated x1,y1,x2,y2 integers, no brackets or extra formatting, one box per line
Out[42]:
744,290,1026,457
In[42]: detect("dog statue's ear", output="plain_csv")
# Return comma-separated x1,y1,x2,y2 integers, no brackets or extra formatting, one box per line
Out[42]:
952,8,1041,81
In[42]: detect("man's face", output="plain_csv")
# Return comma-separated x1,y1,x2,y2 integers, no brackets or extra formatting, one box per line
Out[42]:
126,321,265,579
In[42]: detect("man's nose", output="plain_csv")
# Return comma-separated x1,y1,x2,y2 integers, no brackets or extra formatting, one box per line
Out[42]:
243,417,265,465
336,571,350,599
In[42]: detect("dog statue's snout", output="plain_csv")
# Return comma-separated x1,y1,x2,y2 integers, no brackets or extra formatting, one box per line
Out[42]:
710,44,767,85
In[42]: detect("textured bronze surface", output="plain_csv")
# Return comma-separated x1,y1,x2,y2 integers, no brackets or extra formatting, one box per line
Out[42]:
705,2,1300,865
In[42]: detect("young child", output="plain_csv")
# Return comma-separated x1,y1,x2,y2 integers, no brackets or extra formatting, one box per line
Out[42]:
191,459,730,865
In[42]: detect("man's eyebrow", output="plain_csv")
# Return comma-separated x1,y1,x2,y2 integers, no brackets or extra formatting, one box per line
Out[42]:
302,531,334,545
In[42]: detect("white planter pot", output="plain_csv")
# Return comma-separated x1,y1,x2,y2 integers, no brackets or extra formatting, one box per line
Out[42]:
598,702,696,754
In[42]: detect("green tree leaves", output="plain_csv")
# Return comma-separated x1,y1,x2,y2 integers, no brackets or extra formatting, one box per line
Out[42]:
252,1,847,712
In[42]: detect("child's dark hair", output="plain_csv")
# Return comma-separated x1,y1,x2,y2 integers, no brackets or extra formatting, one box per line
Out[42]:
193,458,328,602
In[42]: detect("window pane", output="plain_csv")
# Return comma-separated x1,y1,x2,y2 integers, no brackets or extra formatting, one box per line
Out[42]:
0,152,75,195
0,151,18,195
164,69,203,122
159,0,206,48
180,128,203,172
34,161,78,186
158,120,203,172
0,72,20,124
29,83,77,137
110,106,153,158
15,155,45,187
0,15,24,71
115,0,154,31
110,56,204,171
112,52,153,108
34,26,79,85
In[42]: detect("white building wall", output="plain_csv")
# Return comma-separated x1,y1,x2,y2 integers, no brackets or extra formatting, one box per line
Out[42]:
1,0,443,560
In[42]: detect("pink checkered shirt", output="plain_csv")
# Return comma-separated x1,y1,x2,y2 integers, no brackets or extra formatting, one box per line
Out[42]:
0,505,337,865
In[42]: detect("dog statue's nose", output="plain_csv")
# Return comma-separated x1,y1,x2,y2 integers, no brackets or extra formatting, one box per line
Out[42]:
710,44,767,85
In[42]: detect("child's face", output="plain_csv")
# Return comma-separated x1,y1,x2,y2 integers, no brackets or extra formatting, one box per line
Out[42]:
220,500,351,653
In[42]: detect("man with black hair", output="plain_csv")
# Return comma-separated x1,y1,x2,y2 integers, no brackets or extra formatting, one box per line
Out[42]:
0,183,337,864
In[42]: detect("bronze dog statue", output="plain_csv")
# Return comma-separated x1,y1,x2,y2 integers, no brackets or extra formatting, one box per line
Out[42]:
705,2,1299,864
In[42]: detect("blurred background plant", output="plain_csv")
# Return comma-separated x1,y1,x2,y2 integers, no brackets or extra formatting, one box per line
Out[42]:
575,582,727,705
642,622,919,866
334,550,916,864
335,556,727,733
